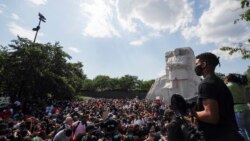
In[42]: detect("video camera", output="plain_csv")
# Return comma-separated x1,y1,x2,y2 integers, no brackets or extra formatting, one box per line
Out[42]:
168,94,205,141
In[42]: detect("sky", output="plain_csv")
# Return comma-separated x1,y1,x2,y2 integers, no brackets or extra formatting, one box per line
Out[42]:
0,0,249,80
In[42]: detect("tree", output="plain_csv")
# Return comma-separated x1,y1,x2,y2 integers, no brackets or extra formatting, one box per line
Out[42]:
119,75,139,91
82,79,95,91
0,46,9,96
0,36,85,101
239,0,250,22
109,78,121,90
136,79,155,91
92,75,112,91
220,0,250,59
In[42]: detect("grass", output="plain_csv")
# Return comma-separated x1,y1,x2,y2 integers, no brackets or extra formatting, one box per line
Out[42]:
75,95,93,100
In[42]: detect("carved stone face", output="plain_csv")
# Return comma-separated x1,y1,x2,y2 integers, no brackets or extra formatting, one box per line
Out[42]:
147,47,200,104
166,48,195,70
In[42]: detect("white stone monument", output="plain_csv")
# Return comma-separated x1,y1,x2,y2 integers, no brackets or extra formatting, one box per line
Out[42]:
146,47,200,105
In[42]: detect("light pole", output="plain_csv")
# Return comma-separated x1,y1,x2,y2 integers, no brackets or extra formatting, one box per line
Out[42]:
33,13,46,43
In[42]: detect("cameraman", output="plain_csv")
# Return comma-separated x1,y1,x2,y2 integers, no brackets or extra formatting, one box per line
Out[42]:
194,52,243,141
225,74,250,141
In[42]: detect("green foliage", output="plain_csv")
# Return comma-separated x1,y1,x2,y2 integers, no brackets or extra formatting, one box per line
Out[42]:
239,8,250,21
235,0,250,22
93,75,112,91
119,75,139,91
220,45,250,59
82,75,153,92
136,79,155,91
109,78,120,90
241,0,250,8
0,36,85,101
0,37,157,100
82,79,94,91
220,0,250,59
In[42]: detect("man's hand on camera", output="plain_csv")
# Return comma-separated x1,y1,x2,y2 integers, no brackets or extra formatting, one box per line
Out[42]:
184,115,197,127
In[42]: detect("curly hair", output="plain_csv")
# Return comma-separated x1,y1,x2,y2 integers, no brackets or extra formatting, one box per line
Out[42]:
196,52,220,70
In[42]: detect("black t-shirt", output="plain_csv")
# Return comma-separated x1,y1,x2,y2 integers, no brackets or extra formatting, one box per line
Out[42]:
197,74,239,140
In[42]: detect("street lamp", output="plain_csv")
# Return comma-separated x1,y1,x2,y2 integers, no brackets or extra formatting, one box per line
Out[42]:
33,12,46,43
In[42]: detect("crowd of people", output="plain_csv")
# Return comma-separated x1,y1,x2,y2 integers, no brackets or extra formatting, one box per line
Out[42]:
0,52,250,141
0,97,176,141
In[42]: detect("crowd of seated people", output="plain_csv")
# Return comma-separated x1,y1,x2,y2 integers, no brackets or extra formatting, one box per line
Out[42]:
0,98,178,141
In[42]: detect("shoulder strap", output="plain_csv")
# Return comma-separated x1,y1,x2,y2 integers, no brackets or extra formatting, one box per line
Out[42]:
73,121,81,134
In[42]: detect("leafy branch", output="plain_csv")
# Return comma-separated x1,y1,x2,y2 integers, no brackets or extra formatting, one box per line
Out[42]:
220,0,250,59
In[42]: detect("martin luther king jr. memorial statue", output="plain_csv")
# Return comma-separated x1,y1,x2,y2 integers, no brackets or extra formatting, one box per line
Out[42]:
146,47,201,105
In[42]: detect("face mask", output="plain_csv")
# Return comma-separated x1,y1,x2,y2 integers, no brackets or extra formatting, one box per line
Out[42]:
194,65,203,76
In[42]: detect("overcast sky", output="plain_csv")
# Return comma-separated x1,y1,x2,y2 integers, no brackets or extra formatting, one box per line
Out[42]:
0,0,249,80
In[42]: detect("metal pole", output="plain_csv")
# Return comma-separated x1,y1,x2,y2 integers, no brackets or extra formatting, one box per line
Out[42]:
33,20,41,43
33,13,46,43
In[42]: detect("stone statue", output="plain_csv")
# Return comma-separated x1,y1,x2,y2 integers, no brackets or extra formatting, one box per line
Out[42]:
146,47,200,105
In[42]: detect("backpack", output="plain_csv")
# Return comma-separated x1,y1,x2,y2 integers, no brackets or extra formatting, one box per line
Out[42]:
72,121,88,141
72,121,81,134
72,121,88,134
